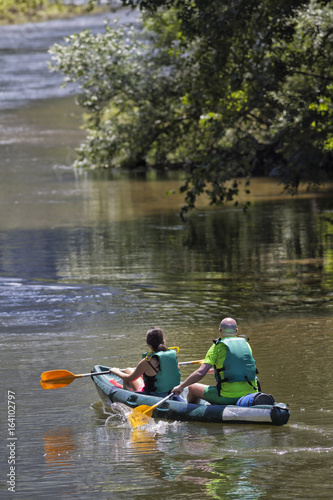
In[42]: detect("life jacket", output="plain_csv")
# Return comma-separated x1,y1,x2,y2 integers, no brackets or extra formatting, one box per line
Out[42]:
213,337,257,393
142,349,181,394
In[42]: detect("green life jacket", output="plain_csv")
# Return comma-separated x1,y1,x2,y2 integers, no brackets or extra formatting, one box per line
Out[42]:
142,349,181,394
213,337,257,393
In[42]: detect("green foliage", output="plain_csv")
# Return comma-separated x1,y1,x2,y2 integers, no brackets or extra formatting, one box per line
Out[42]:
0,0,47,23
0,0,102,24
49,20,195,169
50,0,333,214
268,1,333,192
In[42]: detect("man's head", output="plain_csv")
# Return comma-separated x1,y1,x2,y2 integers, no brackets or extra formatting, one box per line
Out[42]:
219,317,238,336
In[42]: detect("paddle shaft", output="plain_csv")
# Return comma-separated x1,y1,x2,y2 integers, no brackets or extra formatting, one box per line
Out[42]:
143,392,174,414
40,359,204,388
179,360,203,366
85,360,203,381
89,360,202,380
81,370,112,378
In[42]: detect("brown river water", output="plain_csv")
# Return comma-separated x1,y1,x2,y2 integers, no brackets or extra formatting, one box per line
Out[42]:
1,13,333,500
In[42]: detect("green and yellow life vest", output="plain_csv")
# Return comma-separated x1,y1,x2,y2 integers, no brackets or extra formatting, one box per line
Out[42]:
142,349,181,394
213,337,257,392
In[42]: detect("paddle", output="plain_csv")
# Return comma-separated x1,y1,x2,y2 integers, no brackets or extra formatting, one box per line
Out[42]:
178,359,204,366
128,393,174,428
40,369,112,390
40,360,204,390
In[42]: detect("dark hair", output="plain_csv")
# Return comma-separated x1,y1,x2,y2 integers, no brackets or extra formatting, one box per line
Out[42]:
146,327,167,352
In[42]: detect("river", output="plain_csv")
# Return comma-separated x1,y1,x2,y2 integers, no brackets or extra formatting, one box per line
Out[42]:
1,9,333,500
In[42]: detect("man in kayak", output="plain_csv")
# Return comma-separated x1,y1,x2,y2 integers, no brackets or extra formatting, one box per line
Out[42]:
172,317,258,405
111,327,181,397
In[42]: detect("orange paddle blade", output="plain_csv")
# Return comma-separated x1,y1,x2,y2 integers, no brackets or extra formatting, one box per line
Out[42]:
40,369,76,382
40,369,79,390
40,378,75,390
40,368,112,390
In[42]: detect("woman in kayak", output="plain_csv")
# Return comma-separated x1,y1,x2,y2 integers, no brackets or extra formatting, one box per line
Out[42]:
110,327,181,396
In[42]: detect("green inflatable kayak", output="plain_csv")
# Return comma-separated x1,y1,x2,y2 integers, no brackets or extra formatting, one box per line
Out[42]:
91,365,290,426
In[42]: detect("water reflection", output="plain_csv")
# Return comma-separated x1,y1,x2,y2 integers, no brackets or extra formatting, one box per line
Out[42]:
184,457,262,500
1,186,332,337
102,410,279,499
130,428,159,454
43,428,77,469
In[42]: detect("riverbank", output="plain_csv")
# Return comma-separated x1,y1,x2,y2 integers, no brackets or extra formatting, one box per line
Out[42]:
0,0,113,25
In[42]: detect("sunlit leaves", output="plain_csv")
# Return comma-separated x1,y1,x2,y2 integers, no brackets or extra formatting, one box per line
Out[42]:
50,0,333,213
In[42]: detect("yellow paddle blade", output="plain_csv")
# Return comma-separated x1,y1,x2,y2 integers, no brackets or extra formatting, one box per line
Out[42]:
128,407,153,428
128,393,174,428
135,404,154,417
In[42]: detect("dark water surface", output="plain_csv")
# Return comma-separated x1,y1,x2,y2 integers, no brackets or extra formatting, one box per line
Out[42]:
1,13,333,500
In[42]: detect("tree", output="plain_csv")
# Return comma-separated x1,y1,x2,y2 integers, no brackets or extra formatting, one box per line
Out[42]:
49,0,333,215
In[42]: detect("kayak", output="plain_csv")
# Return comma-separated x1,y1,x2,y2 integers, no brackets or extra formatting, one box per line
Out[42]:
91,365,290,426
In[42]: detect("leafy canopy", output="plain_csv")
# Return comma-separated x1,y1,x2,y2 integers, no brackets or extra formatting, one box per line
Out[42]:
49,0,333,214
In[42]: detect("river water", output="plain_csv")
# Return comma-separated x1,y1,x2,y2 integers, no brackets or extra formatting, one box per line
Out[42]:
1,10,333,500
